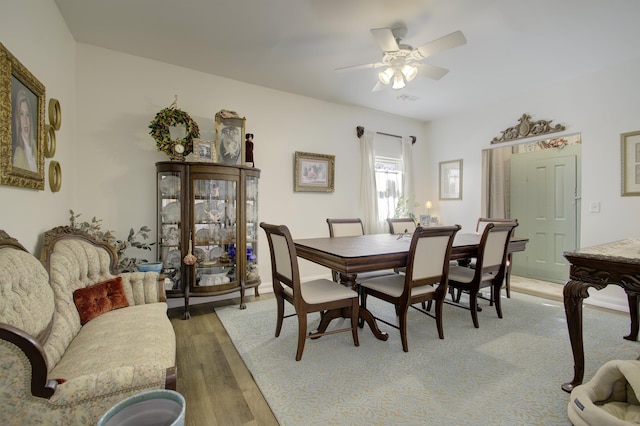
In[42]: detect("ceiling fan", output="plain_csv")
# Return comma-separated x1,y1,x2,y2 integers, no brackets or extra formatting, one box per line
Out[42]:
335,22,466,91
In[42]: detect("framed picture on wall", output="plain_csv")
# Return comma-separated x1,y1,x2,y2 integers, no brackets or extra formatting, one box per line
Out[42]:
439,159,462,200
294,151,335,192
0,43,46,190
621,130,640,196
214,110,245,166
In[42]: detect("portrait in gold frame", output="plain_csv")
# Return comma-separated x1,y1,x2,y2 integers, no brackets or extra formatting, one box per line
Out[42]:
0,43,46,190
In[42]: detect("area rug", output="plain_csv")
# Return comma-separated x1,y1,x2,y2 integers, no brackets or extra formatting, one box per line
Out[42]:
216,292,640,425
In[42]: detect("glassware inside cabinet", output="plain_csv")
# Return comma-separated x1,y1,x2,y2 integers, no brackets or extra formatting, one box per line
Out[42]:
246,175,259,281
192,177,238,287
158,171,182,292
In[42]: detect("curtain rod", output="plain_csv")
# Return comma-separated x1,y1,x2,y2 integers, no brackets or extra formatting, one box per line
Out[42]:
356,126,416,144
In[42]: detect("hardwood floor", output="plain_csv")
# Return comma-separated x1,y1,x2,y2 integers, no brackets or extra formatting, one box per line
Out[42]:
167,276,564,426
169,295,278,426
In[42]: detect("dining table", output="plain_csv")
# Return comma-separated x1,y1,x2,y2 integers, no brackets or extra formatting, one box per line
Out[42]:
294,232,529,341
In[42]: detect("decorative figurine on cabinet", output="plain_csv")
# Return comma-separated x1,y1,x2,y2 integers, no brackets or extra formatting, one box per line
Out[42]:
245,133,254,167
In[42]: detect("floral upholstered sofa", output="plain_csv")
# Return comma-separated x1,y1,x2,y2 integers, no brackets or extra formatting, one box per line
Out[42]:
0,226,176,425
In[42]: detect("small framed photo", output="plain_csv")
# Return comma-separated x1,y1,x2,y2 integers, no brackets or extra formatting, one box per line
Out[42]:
215,110,245,166
0,43,46,190
439,159,462,200
419,214,431,227
294,151,335,192
621,130,640,196
193,138,216,162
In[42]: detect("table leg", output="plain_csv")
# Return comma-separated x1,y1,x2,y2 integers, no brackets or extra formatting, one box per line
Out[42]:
311,272,390,341
624,293,640,341
359,304,389,341
562,280,586,393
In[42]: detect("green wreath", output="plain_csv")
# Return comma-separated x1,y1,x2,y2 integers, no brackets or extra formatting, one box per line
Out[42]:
149,107,200,156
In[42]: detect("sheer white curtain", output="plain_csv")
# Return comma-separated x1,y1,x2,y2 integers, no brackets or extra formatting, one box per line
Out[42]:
360,130,380,234
401,137,414,200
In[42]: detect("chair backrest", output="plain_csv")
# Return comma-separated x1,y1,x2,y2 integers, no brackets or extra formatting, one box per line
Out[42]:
474,221,518,279
260,222,302,301
387,218,417,235
476,217,518,235
327,218,365,238
405,225,461,294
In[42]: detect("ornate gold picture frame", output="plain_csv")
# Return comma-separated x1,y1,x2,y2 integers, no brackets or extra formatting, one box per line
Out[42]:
214,110,245,166
193,138,216,162
294,151,335,192
0,43,46,190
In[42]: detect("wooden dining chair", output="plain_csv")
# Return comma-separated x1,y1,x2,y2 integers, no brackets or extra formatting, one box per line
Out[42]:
463,217,519,304
386,218,418,274
386,217,417,235
260,222,359,361
359,225,461,352
446,221,518,328
326,218,397,283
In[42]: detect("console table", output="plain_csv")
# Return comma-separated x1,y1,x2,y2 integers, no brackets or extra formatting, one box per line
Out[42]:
562,238,640,392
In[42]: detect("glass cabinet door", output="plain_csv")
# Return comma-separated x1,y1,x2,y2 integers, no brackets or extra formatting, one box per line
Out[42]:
192,176,238,290
158,171,182,294
246,175,259,282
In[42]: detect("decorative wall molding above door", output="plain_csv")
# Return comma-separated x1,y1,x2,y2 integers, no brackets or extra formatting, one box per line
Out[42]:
491,113,566,144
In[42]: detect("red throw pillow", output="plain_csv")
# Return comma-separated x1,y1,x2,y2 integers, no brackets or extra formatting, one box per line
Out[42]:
73,277,129,325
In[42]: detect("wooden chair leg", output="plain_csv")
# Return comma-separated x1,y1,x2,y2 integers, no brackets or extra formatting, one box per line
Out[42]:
275,295,285,337
505,259,512,298
435,299,445,339
296,312,307,361
493,281,504,319
351,299,360,347
399,303,409,352
469,290,480,328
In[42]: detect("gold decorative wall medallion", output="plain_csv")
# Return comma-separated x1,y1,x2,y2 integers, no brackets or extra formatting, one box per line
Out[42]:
44,124,56,158
48,98,61,130
48,160,61,192
491,113,566,144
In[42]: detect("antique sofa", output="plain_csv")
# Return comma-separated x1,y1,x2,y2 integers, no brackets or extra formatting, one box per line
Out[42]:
0,226,176,425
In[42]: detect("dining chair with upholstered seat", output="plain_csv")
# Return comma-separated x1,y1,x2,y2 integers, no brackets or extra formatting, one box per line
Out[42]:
359,225,461,352
386,217,417,235
475,217,517,300
260,222,360,361
326,218,397,283
446,221,518,328
453,217,519,305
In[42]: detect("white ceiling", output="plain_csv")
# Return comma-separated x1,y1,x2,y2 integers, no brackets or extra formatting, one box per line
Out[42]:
55,0,640,122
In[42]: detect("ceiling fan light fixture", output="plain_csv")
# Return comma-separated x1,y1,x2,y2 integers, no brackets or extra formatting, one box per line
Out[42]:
378,67,394,85
401,64,418,81
392,71,405,89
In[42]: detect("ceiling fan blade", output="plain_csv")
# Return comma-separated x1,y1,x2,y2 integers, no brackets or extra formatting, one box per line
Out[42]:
334,62,385,73
417,63,449,80
370,27,399,52
372,81,386,92
416,31,467,58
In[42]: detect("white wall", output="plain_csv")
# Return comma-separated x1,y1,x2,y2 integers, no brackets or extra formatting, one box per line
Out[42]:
73,44,426,282
421,57,640,311
0,0,77,253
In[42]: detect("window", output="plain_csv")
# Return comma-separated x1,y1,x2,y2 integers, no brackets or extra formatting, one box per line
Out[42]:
373,133,409,229
375,156,403,226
